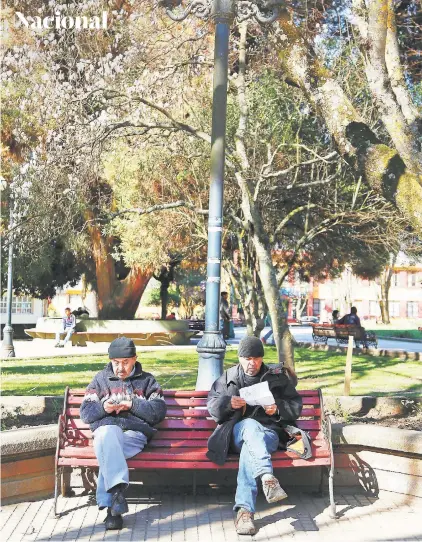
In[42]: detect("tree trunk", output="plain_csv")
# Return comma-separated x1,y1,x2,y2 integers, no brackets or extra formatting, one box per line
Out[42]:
225,241,267,337
275,16,422,236
379,253,397,324
385,0,421,127
351,0,422,174
160,282,169,320
234,22,294,368
87,217,152,318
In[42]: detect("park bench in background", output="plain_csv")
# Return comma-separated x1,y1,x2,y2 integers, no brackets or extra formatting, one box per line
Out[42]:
25,318,197,346
188,319,205,332
54,387,336,519
311,324,377,349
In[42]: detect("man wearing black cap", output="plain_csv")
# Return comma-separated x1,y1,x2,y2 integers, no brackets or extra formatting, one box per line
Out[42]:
80,337,166,530
207,335,303,535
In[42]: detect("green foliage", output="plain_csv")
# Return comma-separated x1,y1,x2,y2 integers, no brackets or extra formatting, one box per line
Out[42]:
144,286,180,308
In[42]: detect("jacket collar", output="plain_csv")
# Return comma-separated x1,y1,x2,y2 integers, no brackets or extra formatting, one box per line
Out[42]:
106,361,143,381
226,363,269,386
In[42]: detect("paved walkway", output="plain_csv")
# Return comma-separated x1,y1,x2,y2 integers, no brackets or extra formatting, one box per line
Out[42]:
1,489,421,542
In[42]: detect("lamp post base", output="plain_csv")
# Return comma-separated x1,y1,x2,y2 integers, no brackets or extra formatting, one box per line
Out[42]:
196,331,226,390
1,325,15,358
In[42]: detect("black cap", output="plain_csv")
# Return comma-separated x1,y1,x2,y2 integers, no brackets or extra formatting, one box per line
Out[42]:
108,337,136,359
238,336,264,358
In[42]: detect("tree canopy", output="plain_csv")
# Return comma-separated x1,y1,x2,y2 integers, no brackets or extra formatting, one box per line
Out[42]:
1,1,421,353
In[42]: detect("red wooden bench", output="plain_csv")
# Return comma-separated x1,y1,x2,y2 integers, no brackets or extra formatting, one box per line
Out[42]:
54,388,336,518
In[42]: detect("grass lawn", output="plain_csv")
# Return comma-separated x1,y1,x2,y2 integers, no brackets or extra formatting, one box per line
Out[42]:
366,329,422,340
365,320,422,340
1,347,421,397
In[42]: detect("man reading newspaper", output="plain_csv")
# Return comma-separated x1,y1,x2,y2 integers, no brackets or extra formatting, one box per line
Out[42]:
206,336,303,535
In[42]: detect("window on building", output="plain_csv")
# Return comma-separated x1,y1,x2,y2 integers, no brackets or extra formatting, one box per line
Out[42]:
392,273,399,287
389,301,400,318
408,273,417,287
0,295,33,314
313,299,320,316
369,301,379,316
407,301,419,318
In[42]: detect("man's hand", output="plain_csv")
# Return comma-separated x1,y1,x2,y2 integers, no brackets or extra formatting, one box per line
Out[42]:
103,399,119,414
231,396,247,414
103,399,132,414
264,404,278,416
115,400,132,414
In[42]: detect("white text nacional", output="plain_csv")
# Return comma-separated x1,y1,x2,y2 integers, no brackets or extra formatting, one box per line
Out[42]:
15,11,109,31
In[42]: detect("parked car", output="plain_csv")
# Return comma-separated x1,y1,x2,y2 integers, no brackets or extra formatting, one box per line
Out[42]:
297,316,319,325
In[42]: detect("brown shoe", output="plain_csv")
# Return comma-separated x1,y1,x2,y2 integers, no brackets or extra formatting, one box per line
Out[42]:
235,508,257,535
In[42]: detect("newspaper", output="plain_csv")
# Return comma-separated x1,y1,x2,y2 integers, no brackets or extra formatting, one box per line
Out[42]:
239,381,275,407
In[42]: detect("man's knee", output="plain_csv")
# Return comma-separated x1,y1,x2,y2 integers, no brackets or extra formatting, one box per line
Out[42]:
94,425,123,442
240,419,265,440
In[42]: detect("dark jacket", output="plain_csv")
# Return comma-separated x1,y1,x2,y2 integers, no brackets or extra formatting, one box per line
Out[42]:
206,363,303,465
338,313,361,326
80,361,167,439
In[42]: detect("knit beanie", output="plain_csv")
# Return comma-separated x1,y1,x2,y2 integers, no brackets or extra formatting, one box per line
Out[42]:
238,336,264,358
108,336,136,359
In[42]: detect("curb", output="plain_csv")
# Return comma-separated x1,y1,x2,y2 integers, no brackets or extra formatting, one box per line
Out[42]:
372,336,422,344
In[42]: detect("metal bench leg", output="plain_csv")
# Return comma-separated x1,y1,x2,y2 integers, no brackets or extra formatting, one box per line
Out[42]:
328,463,336,519
54,467,62,518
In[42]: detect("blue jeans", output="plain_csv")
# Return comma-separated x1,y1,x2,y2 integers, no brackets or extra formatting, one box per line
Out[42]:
55,328,74,344
232,418,279,513
93,425,148,509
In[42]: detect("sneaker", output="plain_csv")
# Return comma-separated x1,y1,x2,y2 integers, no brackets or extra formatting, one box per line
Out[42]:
261,474,288,503
235,508,257,535
110,485,128,516
104,508,123,530
54,343,60,348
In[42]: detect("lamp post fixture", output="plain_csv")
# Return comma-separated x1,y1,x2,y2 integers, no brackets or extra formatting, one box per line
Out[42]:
1,191,16,358
159,0,283,390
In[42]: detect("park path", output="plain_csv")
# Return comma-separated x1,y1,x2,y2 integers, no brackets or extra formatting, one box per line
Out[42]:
5,326,422,360
1,489,421,541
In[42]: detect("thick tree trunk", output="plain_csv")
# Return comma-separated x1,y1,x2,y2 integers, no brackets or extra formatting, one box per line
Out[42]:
275,16,422,235
87,218,152,318
379,296,390,324
351,0,422,174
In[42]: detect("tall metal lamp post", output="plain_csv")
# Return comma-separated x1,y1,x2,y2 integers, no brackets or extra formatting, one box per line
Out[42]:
1,185,16,358
159,0,283,390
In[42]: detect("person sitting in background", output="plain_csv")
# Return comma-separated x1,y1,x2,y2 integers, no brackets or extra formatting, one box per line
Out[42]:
166,312,176,320
55,306,76,348
337,306,361,326
220,291,231,340
331,310,340,324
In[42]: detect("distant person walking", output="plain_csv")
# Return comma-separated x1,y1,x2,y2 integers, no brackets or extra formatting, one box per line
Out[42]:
220,291,231,340
337,306,361,326
55,306,76,347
